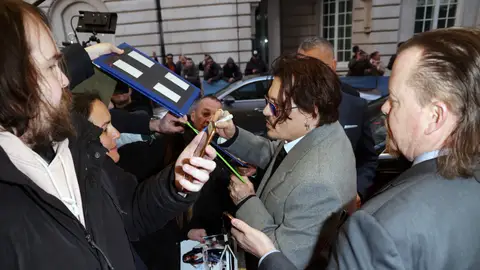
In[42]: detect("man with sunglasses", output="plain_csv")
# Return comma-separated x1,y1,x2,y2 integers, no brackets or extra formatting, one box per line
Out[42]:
216,54,357,269
298,37,378,206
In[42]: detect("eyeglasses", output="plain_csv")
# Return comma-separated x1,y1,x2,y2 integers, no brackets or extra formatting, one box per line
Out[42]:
264,95,297,117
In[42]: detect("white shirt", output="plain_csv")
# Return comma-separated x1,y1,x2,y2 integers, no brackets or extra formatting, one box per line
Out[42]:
283,136,305,153
412,150,441,166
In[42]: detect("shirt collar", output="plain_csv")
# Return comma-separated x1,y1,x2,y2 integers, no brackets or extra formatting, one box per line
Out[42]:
412,150,441,166
284,136,305,153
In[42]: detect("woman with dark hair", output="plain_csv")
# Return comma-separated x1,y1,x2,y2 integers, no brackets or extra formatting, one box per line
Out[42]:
215,53,357,269
72,92,121,163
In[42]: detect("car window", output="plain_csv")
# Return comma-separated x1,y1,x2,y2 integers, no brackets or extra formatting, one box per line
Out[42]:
230,80,271,100
366,96,388,153
370,114,387,152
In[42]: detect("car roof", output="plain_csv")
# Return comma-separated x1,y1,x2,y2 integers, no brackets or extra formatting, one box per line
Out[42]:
215,75,272,98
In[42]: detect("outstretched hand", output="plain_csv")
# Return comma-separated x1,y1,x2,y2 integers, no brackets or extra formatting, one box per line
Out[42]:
215,110,236,139
231,218,276,258
85,43,124,60
174,132,217,192
150,113,187,134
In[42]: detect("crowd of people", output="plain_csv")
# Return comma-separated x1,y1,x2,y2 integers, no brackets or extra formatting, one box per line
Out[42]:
347,43,404,77
0,1,479,270
154,50,268,88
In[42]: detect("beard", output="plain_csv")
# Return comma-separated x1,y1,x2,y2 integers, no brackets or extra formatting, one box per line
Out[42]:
23,89,75,148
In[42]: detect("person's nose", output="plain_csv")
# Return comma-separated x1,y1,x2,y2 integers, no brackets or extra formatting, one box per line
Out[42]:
110,126,120,141
60,71,69,89
381,100,391,116
263,103,271,117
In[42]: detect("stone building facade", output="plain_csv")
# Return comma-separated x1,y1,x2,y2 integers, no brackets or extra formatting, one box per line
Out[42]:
30,0,480,73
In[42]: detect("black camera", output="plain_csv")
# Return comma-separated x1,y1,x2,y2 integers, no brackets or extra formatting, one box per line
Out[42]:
75,11,118,35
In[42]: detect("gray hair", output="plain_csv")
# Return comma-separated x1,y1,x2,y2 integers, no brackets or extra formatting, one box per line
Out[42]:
298,37,334,56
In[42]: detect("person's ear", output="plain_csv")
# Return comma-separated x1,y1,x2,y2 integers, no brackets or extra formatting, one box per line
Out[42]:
424,101,448,135
331,59,337,71
190,110,196,123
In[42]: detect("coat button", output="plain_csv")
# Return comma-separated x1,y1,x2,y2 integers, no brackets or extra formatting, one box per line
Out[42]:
94,152,100,159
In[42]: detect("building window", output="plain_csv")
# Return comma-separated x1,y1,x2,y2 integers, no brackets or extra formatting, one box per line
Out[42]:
322,0,353,62
414,0,458,34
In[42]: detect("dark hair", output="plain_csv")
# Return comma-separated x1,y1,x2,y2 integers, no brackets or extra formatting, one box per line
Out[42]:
0,0,74,145
270,53,342,127
72,92,102,119
352,45,360,53
397,42,404,48
166,53,173,57
113,81,130,95
370,51,379,59
399,27,480,178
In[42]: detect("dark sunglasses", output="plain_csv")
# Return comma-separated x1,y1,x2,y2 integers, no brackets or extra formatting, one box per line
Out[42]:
265,96,279,117
264,96,298,117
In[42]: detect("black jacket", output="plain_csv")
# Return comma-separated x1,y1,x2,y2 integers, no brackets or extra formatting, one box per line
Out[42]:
0,44,197,270
223,57,243,82
0,113,197,270
244,57,267,76
347,58,374,76
163,127,234,236
338,91,378,199
204,62,223,82
130,127,233,270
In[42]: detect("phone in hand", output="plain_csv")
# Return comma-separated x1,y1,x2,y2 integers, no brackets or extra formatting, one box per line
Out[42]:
223,211,234,221
193,121,216,158
221,212,234,233
183,121,217,188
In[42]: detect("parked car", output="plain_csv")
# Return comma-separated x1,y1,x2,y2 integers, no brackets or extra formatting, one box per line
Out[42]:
215,75,411,192
215,75,271,136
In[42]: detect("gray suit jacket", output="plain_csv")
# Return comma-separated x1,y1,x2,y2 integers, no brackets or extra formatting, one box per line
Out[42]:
226,122,357,269
327,159,480,270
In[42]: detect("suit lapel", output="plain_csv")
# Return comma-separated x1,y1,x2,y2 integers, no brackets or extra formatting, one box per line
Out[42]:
259,123,338,199
257,141,285,196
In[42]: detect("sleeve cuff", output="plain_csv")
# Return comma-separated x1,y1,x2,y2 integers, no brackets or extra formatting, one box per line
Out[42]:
235,194,256,211
219,126,239,148
258,250,280,267
168,166,198,202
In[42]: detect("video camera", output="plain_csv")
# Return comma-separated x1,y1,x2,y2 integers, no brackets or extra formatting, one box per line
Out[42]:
64,11,118,47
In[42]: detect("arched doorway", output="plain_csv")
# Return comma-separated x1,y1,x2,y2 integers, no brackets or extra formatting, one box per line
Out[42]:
47,0,115,46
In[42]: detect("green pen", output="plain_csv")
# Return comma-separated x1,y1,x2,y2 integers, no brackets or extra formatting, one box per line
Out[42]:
185,121,246,183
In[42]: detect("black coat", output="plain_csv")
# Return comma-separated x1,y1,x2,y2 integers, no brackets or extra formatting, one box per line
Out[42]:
0,44,197,270
161,127,234,236
223,59,243,82
338,90,378,199
0,113,197,270
130,127,233,270
244,58,267,76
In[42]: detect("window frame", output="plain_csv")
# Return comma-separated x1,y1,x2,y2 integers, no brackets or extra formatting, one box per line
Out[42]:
319,0,353,64
413,0,461,34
